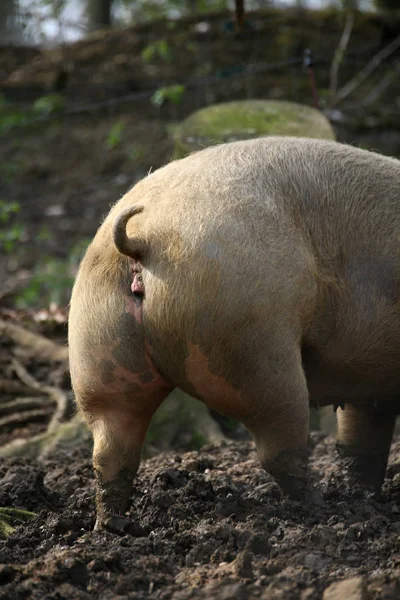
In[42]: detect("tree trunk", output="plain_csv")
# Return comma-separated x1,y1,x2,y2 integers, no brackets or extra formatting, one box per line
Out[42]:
86,0,113,32
0,0,18,43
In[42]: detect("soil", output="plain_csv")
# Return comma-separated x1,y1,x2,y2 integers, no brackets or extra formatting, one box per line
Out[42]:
0,432,399,600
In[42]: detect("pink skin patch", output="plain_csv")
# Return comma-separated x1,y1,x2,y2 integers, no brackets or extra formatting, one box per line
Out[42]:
125,294,143,325
131,273,145,296
127,260,145,324
78,337,171,415
184,343,243,421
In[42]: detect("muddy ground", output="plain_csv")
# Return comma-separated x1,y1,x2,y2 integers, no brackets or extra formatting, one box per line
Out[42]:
0,429,399,600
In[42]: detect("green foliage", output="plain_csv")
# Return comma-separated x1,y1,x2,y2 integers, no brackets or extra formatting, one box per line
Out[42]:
142,39,171,63
190,431,207,450
0,161,19,182
127,144,146,161
16,238,90,308
33,94,65,116
0,200,20,223
151,84,186,107
37,225,52,242
0,507,36,539
0,183,89,310
106,120,125,149
0,200,25,253
0,97,29,133
0,94,63,133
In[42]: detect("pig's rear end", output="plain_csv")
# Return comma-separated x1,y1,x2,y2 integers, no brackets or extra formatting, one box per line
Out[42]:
68,136,400,531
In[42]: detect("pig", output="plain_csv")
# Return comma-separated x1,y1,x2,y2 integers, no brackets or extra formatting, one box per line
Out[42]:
68,136,400,531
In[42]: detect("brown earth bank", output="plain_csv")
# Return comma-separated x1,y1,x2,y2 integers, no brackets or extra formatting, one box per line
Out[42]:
0,432,399,600
1,7,400,309
0,8,391,99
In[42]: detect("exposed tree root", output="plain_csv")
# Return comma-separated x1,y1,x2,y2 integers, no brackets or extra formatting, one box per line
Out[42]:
0,396,53,417
0,318,228,462
0,407,53,430
0,319,68,363
0,380,45,395
0,413,89,460
11,359,72,432
0,319,72,454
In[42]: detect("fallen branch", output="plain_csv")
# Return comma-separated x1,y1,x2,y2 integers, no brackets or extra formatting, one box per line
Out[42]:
329,10,354,105
333,32,400,106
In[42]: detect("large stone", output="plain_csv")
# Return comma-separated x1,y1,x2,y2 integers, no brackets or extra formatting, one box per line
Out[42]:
173,100,335,159
323,577,369,600
144,388,225,455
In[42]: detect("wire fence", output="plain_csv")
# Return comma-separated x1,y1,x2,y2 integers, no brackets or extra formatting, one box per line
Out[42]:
2,46,399,127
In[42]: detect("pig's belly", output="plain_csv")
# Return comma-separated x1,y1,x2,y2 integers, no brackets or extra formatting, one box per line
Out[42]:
303,276,400,410
303,346,400,411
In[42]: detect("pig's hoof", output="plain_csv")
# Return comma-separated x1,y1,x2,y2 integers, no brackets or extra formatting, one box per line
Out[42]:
266,446,322,506
94,514,131,534
336,445,387,494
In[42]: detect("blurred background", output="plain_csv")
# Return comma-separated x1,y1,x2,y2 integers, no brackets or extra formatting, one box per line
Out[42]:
1,0,399,310
0,0,399,459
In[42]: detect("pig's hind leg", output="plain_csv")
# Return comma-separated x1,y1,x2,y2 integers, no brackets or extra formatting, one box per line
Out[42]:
336,403,396,493
71,309,172,532
89,400,158,532
79,368,172,532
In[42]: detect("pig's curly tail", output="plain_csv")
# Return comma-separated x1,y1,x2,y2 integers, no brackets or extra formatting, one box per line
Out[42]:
113,205,147,259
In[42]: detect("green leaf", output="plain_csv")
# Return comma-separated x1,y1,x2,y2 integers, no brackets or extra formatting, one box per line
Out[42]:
151,85,185,108
106,121,125,149
142,44,156,62
157,40,171,62
142,40,171,63
33,94,65,116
